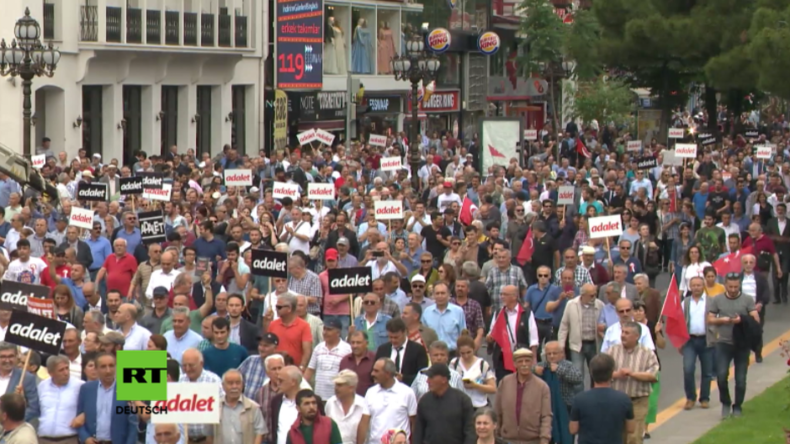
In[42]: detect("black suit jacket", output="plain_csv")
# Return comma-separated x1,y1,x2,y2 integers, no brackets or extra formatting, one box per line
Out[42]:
60,240,94,270
325,228,360,257
766,217,790,256
753,272,771,306
238,318,259,353
270,393,325,444
83,299,109,315
375,340,428,386
292,168,309,191
191,281,222,310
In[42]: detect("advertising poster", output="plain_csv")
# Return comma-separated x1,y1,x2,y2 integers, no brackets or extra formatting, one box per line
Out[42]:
481,118,522,173
276,0,323,89
274,90,289,150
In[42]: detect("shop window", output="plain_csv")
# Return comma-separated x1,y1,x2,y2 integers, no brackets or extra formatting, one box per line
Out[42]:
324,5,351,75
375,9,401,75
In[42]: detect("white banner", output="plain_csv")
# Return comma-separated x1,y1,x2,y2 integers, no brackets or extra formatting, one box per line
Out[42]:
380,157,402,172
674,143,697,158
662,150,682,166
144,183,172,202
668,128,685,139
273,182,300,200
307,183,335,200
627,140,642,151
557,185,575,205
31,155,46,169
588,215,623,239
524,129,538,141
151,383,221,425
369,134,387,147
374,200,404,220
481,119,520,172
315,129,335,146
224,169,253,187
297,129,318,145
69,207,94,229
755,145,773,160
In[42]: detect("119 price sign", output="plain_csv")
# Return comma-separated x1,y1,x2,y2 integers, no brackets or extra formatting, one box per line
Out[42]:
276,0,323,89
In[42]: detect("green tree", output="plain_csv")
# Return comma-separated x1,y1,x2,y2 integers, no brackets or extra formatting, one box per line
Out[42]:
566,77,635,128
743,0,790,99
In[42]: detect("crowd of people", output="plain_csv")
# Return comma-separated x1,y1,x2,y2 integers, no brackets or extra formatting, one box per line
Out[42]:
0,117,782,444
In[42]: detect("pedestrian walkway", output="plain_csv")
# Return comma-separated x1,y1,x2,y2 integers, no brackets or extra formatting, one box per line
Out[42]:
647,345,790,444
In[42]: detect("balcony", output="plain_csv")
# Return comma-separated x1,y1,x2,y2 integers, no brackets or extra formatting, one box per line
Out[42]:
219,14,232,47
165,11,180,45
235,15,247,48
127,8,142,44
43,2,55,41
184,12,198,46
201,14,215,47
106,6,122,43
80,5,98,42
146,10,161,44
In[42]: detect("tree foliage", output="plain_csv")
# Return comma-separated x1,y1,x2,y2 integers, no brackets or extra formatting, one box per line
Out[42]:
517,0,567,76
566,78,635,128
743,0,790,98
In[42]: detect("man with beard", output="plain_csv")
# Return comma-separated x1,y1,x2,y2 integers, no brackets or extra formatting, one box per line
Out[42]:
287,390,343,444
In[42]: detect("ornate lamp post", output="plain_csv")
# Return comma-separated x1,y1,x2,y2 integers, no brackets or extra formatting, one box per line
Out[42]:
0,8,61,157
391,38,441,191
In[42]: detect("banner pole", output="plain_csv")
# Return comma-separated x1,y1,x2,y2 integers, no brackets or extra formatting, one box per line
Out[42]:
349,294,354,327
17,349,31,390
606,237,613,269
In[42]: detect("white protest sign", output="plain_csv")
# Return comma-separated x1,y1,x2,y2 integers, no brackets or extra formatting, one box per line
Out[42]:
755,145,773,160
69,207,94,229
588,215,623,239
668,128,685,139
297,129,318,145
143,183,172,202
369,134,387,147
307,183,335,200
662,150,682,166
674,143,697,159
31,155,46,169
151,383,221,424
374,200,404,220
272,182,300,200
315,129,335,146
557,185,575,205
224,169,253,187
524,129,538,141
380,157,402,172
627,140,642,152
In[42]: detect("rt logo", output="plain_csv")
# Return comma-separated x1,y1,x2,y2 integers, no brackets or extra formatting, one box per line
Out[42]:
117,350,168,401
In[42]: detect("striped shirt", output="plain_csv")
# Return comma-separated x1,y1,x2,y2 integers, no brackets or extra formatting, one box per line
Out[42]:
605,344,659,398
288,270,323,315
485,265,528,313
307,340,352,399
179,369,224,438
554,266,593,288
238,355,267,399
410,367,465,400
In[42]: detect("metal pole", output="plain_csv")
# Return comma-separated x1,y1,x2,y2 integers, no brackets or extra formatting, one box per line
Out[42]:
410,79,420,191
22,70,33,157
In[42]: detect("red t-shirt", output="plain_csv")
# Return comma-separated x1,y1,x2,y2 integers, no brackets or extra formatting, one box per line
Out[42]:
268,317,312,365
40,265,71,289
102,253,138,296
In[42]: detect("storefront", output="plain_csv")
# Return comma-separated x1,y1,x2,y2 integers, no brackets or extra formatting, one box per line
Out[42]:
287,91,348,147
405,89,461,138
487,76,548,130
358,94,403,140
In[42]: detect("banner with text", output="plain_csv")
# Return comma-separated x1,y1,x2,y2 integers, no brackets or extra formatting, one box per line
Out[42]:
0,281,51,311
5,309,66,355
588,215,624,239
250,249,289,278
224,169,254,187
69,207,95,229
272,182,300,200
374,200,404,220
307,183,335,200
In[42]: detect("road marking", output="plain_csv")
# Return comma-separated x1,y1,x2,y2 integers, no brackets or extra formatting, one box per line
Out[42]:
653,328,790,429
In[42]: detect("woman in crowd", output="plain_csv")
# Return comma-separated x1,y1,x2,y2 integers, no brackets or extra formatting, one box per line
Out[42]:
450,333,497,408
53,284,84,330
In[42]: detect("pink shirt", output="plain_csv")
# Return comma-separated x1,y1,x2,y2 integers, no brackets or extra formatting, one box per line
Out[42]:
319,270,351,315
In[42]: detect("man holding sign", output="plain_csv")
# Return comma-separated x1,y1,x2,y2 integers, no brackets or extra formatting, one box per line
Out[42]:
0,342,39,422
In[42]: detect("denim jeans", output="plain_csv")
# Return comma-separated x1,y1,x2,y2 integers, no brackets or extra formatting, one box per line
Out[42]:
570,341,598,386
324,314,351,339
716,342,750,407
682,336,713,402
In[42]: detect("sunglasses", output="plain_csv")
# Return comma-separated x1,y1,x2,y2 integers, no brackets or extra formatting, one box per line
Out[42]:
362,300,377,305
725,272,742,279
411,284,424,289
538,274,549,278
421,260,432,263
617,309,632,314
275,305,288,310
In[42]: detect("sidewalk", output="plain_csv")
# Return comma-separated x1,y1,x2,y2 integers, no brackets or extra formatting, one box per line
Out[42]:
647,349,789,444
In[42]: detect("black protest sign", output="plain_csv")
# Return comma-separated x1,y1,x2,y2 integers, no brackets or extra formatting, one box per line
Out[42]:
744,129,759,140
5,309,67,355
0,281,52,311
119,177,144,195
251,249,288,278
635,156,658,170
139,210,166,244
328,267,373,295
696,131,719,147
138,172,165,190
77,182,108,201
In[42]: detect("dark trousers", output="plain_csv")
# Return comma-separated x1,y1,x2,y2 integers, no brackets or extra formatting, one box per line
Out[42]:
535,319,553,357
682,336,713,402
570,340,598,386
716,342,750,408
774,252,790,302
659,238,674,269
755,304,766,358
494,352,512,383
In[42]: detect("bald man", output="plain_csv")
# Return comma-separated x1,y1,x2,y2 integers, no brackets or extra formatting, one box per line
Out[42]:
145,251,180,308
558,283,604,383
116,303,153,351
154,423,185,444
487,284,539,381
600,299,655,353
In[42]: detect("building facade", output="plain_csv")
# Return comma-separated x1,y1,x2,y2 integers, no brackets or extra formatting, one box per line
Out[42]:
0,0,265,163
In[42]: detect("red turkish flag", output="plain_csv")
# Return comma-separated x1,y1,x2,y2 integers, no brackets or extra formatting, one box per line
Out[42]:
661,274,690,350
516,228,534,266
576,137,591,158
459,196,478,226
713,246,753,277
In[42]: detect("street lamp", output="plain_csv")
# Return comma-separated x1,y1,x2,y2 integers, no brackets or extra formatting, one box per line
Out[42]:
0,8,61,157
391,37,441,191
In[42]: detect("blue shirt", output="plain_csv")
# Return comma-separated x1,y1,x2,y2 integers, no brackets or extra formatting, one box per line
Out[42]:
525,284,561,320
163,329,203,363
61,278,87,308
0,179,20,208
692,192,709,220
598,303,618,328
421,303,467,351
192,237,227,272
202,343,249,377
95,381,116,440
86,236,112,271
116,227,143,255
0,221,10,246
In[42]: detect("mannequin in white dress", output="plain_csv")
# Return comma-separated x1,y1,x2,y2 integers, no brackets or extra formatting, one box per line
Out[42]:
324,17,338,74
334,24,348,75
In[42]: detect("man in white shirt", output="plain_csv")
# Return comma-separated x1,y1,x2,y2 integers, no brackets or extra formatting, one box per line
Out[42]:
365,241,407,279
38,355,84,444
601,298,655,353
681,277,714,410
280,207,313,255
116,303,153,351
146,251,179,305
303,319,352,400
365,357,417,444
276,366,310,444
716,213,741,251
3,239,47,284
325,370,370,444
437,181,462,211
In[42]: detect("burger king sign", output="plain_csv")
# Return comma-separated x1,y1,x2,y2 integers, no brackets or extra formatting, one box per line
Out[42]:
427,28,451,54
477,31,500,55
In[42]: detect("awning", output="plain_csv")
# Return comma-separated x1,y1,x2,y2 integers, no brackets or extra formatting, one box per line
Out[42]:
298,120,346,131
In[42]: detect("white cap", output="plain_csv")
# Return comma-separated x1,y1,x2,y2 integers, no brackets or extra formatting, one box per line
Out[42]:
250,187,260,193
199,161,206,168
93,153,101,159
411,274,426,283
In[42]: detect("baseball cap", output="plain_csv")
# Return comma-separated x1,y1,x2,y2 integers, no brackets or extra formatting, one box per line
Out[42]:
82,170,94,178
325,248,338,261
337,237,350,246
443,181,453,188
421,363,451,379
57,214,69,223
152,286,169,298
258,332,279,345
93,153,102,159
324,318,342,330
411,274,426,283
